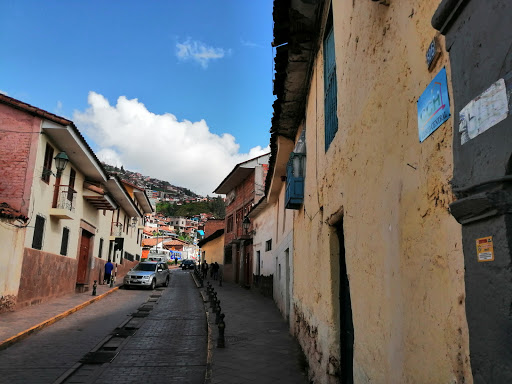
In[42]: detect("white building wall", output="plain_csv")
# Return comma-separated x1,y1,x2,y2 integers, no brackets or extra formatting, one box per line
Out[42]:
252,204,275,276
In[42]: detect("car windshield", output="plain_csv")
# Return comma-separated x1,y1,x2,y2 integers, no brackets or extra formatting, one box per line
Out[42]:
133,263,157,272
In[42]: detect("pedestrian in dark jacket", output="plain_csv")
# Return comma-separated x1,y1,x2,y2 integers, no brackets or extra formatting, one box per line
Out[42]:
104,259,114,284
212,262,219,280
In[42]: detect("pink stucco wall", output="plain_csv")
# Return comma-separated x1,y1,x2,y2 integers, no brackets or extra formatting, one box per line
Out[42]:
0,103,40,216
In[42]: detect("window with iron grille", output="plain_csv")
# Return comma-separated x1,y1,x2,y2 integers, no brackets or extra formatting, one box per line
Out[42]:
60,227,70,256
98,238,104,258
324,14,338,152
265,239,272,252
32,215,45,250
41,144,54,183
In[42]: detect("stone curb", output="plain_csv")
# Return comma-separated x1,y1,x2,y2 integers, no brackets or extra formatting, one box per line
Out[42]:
0,286,120,351
190,271,213,384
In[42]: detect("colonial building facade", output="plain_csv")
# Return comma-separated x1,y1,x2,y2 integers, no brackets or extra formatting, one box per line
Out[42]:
0,95,152,312
267,0,474,382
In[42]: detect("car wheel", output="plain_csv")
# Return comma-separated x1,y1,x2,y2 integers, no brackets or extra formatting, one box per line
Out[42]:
164,276,170,287
150,279,156,290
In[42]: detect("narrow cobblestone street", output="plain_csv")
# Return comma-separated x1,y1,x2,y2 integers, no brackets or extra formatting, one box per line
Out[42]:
0,271,207,384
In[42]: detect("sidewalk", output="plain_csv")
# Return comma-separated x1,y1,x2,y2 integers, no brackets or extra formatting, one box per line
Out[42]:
195,276,309,384
0,282,121,350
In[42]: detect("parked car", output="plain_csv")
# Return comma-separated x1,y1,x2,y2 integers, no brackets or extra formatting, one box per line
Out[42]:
123,261,170,290
181,259,196,270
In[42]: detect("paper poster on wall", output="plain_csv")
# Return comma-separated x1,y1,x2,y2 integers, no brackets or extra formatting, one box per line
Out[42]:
459,78,509,145
476,236,494,262
417,67,451,142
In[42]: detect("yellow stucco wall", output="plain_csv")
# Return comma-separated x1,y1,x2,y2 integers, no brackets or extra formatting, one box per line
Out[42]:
291,1,471,383
202,234,225,265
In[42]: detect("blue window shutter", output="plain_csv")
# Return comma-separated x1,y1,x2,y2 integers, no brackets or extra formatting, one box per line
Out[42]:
285,156,305,210
324,26,338,151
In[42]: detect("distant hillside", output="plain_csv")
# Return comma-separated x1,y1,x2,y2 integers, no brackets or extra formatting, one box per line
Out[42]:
157,198,225,219
102,163,201,198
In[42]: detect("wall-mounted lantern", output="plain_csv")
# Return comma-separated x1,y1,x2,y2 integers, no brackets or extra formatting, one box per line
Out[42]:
243,216,251,234
285,130,306,209
52,152,69,208
54,152,69,176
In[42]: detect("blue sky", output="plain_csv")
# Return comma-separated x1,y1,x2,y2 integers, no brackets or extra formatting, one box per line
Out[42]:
0,1,274,195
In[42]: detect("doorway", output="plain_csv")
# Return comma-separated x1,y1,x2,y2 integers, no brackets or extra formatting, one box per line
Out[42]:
336,220,353,383
244,251,252,287
235,249,240,284
77,230,93,284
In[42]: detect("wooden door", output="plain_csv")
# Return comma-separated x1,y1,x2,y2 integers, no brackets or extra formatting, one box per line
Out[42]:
77,230,93,284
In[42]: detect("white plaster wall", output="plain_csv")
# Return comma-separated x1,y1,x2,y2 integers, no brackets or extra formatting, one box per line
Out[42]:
273,183,295,321
25,134,82,258
252,203,275,276
25,134,144,268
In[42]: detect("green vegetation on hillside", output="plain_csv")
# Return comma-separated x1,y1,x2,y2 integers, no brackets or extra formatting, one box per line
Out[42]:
156,196,225,219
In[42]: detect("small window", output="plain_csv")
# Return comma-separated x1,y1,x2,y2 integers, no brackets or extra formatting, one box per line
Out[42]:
32,215,45,250
67,168,76,202
265,239,272,252
227,215,234,233
60,227,70,256
98,238,104,258
324,11,338,151
41,144,54,183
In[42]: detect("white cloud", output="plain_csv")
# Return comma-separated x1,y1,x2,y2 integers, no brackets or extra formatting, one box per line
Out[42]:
240,39,264,48
0,90,8,96
55,100,63,115
176,39,231,68
74,92,269,196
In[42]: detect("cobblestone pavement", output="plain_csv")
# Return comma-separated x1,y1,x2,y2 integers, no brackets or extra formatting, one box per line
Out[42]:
198,277,309,384
89,270,206,384
0,287,149,384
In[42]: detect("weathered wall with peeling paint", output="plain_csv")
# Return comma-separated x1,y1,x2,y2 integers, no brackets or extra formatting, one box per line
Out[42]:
291,1,472,383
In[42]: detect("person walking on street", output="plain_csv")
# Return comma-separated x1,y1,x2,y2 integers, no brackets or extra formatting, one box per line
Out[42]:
104,259,114,285
201,260,208,279
212,262,219,280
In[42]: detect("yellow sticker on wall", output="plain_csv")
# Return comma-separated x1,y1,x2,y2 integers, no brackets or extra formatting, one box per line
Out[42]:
476,236,494,262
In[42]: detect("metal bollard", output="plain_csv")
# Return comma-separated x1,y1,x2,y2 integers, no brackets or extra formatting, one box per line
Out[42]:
217,314,225,348
92,280,97,296
213,297,219,313
215,302,222,324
